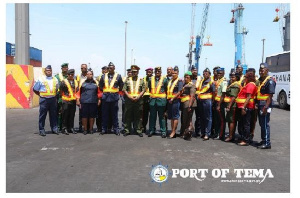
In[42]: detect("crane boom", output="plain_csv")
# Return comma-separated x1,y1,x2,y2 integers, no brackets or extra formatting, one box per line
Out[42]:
187,3,196,69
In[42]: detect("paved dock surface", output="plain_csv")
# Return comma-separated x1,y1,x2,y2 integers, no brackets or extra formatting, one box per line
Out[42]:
6,105,290,193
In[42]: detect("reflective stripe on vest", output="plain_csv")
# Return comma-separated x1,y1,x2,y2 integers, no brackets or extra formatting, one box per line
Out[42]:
150,76,166,98
235,82,256,105
257,76,271,101
103,73,119,93
199,93,212,99
167,78,179,99
180,95,190,102
62,79,78,101
128,77,141,97
143,77,150,96
195,76,202,95
40,76,57,97
214,95,231,102
59,73,64,81
198,78,212,99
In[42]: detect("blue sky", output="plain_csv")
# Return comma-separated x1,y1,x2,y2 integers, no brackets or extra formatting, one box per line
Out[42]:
6,3,289,76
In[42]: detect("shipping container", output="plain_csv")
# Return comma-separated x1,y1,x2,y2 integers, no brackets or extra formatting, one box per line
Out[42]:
6,55,14,64
30,47,42,61
6,42,12,56
30,59,42,67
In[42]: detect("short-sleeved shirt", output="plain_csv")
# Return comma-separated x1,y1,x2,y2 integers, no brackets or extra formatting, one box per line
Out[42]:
225,82,241,108
33,76,59,98
123,77,145,104
181,83,197,108
257,76,276,106
216,77,228,97
236,82,257,109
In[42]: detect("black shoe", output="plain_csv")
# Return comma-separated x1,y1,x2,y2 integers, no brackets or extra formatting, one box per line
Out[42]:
96,128,101,132
52,130,59,135
138,133,143,137
123,133,129,137
100,131,105,135
39,131,46,136
83,131,87,135
78,127,83,132
213,136,220,140
257,144,271,149
161,134,166,138
255,141,264,146
115,132,120,136
69,129,77,134
167,134,176,139
148,132,153,137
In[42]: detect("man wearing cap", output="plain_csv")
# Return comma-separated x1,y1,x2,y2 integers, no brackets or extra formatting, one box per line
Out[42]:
191,65,203,137
99,62,124,136
236,68,257,146
122,65,145,137
121,69,133,133
197,68,215,140
142,67,153,134
59,69,78,135
236,64,245,85
164,66,173,132
33,65,59,136
55,63,69,132
255,63,276,149
212,68,228,140
76,64,88,132
148,66,168,138
211,66,220,136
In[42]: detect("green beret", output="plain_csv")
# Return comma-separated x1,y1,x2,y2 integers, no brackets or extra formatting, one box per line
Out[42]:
61,63,69,68
184,71,192,76
155,66,161,71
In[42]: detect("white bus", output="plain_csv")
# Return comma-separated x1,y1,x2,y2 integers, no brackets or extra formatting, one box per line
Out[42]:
265,51,290,109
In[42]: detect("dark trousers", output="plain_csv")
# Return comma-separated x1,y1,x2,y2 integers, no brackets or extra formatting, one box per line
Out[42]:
180,107,194,135
212,102,226,139
122,101,125,131
194,99,201,135
62,101,76,130
39,97,58,133
142,96,150,132
199,99,212,136
149,103,166,135
258,106,271,146
96,100,102,130
238,108,253,143
57,101,62,131
124,101,143,134
102,100,119,133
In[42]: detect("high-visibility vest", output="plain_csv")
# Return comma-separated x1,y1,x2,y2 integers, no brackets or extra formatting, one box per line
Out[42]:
223,81,241,103
238,75,245,86
195,76,202,95
214,77,231,102
180,95,191,102
150,76,166,98
256,76,272,101
235,82,256,106
76,74,87,89
167,78,179,99
62,79,78,101
198,78,213,99
39,76,58,97
58,73,64,81
214,95,231,103
103,73,119,93
127,77,141,97
143,77,150,96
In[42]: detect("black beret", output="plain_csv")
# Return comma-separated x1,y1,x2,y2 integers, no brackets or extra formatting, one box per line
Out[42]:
67,69,75,74
45,65,52,70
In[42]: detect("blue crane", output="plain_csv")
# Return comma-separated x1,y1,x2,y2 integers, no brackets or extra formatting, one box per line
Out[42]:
230,3,248,74
194,3,209,75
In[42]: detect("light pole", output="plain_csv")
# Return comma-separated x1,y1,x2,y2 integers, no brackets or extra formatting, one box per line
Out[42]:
124,21,128,76
262,38,266,63
205,57,208,67
131,49,133,65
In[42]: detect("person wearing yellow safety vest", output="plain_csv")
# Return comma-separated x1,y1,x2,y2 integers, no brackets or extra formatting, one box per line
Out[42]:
59,69,78,135
213,68,228,141
121,68,132,134
236,68,257,146
165,66,183,139
164,66,173,132
122,65,145,137
55,63,69,132
76,63,88,132
191,66,202,138
211,66,220,138
148,66,168,138
98,62,124,136
33,65,59,136
224,71,241,142
179,71,197,140
142,67,153,134
255,63,276,149
197,68,215,140
236,64,245,86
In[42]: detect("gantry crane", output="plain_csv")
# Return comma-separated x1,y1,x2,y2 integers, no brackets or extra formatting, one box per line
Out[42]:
186,3,196,70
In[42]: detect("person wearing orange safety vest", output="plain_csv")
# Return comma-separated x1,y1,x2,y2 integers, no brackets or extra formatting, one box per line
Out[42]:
224,71,241,142
213,68,228,141
236,68,258,146
255,63,276,149
197,68,215,141
33,65,59,136
98,62,124,135
122,65,145,137
211,66,220,138
59,69,78,135
142,67,153,134
121,68,132,134
191,65,202,138
76,63,88,132
165,66,183,139
148,66,168,138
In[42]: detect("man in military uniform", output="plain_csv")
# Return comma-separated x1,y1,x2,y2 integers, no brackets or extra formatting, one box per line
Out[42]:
99,62,124,135
121,69,132,133
142,67,153,134
122,65,145,137
256,63,276,149
76,63,88,132
148,66,168,138
59,69,78,135
211,66,220,137
213,68,228,140
197,68,215,140
55,63,69,132
96,66,108,132
33,65,59,136
236,64,245,85
164,66,173,132
191,65,202,137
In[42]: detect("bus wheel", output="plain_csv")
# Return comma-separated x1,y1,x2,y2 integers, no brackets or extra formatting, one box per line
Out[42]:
278,91,288,109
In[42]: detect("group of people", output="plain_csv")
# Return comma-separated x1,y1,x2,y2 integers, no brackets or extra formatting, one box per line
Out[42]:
33,61,276,149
